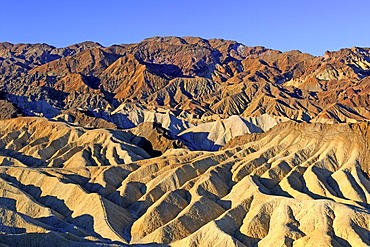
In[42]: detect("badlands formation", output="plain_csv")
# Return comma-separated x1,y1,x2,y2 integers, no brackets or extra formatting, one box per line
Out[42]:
0,37,369,246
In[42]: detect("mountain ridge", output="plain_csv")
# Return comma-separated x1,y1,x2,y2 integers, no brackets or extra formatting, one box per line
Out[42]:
0,36,369,246
0,36,369,153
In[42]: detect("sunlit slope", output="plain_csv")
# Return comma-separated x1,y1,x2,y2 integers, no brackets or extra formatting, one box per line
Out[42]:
0,117,150,168
0,121,368,246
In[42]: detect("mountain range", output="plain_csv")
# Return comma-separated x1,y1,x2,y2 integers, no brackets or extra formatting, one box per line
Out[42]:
0,37,369,246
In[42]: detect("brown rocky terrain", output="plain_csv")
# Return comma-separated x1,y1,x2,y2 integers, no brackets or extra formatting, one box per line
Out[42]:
0,37,369,123
0,37,369,246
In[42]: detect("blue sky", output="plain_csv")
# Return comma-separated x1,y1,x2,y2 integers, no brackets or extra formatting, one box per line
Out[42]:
1,0,369,55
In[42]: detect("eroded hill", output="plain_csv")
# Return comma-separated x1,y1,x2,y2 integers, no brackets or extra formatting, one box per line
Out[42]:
0,119,369,246
0,37,369,126
0,37,369,246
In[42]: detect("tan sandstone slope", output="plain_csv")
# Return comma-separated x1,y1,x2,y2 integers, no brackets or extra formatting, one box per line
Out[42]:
0,117,151,168
0,117,368,246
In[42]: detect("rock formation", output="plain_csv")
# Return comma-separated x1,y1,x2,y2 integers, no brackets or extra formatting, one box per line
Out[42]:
0,37,369,246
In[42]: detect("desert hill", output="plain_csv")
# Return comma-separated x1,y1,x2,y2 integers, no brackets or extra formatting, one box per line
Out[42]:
0,119,369,246
0,37,369,126
0,37,369,246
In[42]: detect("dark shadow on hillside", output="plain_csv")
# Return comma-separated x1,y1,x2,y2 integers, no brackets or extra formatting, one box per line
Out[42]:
179,132,221,151
108,113,136,129
145,62,184,78
352,224,370,245
126,134,162,157
0,148,44,167
240,119,264,133
99,85,120,108
83,75,100,89
348,64,370,78
0,224,26,234
0,232,135,247
5,92,62,118
59,169,145,209
0,197,17,211
332,235,351,247
0,173,101,238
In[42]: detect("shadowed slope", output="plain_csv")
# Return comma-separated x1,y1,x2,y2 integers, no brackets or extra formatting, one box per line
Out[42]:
0,117,150,168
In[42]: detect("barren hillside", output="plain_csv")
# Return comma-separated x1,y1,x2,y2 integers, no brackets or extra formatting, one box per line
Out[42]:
0,37,369,246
